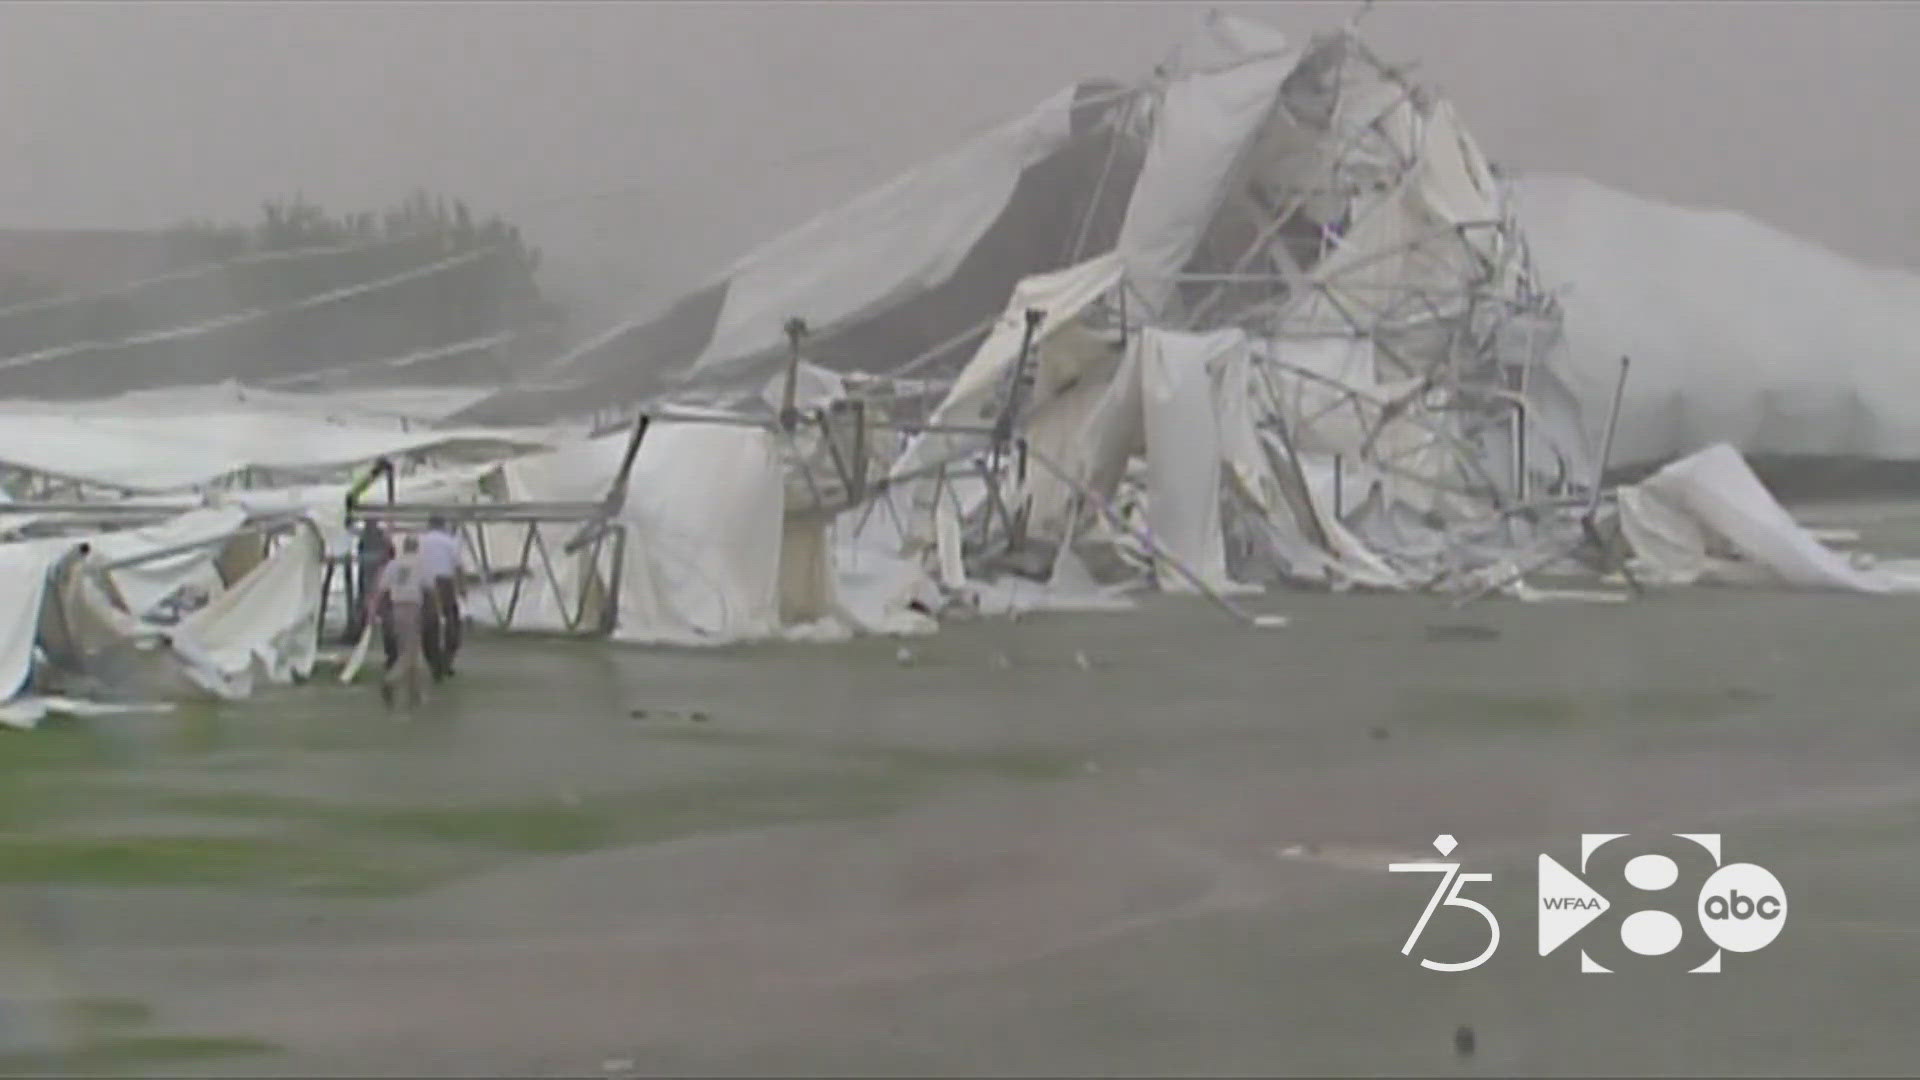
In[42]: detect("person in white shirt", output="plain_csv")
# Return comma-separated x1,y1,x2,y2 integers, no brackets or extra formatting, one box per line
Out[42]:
420,516,465,679
364,534,434,709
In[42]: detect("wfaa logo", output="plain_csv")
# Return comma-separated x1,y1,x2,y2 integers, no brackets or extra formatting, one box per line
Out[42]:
1392,833,1786,973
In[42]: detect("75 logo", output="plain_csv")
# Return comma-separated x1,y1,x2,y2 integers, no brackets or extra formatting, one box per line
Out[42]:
1389,834,1501,971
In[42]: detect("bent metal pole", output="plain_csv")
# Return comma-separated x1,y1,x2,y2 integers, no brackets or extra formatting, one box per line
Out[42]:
1021,442,1281,629
989,309,1048,479
1455,355,1635,609
1589,355,1631,517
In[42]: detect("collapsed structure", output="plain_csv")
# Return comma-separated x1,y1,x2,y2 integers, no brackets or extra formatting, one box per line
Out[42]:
467,12,1606,603
4,12,1917,725
0,386,559,726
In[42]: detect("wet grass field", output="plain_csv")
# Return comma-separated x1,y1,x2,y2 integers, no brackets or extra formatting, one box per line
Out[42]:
4,499,1920,1075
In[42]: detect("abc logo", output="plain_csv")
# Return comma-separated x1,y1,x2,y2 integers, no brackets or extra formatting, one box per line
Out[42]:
1697,863,1787,953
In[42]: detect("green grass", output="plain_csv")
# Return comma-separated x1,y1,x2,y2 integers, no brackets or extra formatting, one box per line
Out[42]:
64,998,153,1031
0,702,1090,896
623,725,1084,782
0,758,1032,893
0,994,278,1077
0,724,121,775
159,772,930,854
0,833,469,896
131,730,1088,862
137,791,319,818
362,801,628,851
0,1034,281,1075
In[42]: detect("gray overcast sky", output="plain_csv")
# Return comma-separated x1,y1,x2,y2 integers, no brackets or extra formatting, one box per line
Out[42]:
2,0,1915,320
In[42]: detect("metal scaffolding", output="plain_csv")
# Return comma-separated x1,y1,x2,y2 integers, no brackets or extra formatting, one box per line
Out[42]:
835,25,1614,598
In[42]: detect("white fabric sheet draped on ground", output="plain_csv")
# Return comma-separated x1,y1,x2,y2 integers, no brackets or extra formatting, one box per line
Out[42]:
1617,443,1920,594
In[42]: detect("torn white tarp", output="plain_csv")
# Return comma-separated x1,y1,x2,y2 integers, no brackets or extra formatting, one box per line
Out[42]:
1139,327,1243,593
2,511,330,718
0,381,499,428
680,86,1080,384
1118,21,1294,319
1014,319,1140,539
1618,442,1915,593
0,541,64,705
892,252,1126,485
816,524,942,639
0,412,546,492
85,506,247,619
168,521,327,695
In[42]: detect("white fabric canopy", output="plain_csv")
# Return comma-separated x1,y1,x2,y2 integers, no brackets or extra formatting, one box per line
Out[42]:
677,87,1080,383
221,460,500,558
0,382,494,427
0,412,547,492
87,506,246,618
488,423,794,645
892,252,1125,485
486,420,945,645
1514,173,1920,468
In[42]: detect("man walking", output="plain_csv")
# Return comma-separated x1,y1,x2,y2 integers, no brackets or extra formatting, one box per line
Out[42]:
365,534,434,710
351,518,393,642
420,515,465,678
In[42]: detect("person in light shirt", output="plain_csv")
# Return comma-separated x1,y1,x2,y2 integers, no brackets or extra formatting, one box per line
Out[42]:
419,515,465,679
364,534,434,710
